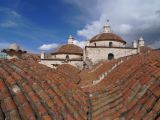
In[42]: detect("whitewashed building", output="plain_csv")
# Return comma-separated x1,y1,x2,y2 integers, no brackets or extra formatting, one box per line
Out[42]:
84,22,139,64
40,35,84,69
40,22,146,69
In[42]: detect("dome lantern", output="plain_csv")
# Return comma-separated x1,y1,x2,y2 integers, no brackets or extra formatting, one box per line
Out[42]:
68,35,74,44
103,20,111,33
89,20,126,44
138,37,145,47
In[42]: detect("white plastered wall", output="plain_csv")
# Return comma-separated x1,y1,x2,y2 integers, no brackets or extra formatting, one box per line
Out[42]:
85,47,138,64
40,59,83,69
52,54,82,59
89,41,125,47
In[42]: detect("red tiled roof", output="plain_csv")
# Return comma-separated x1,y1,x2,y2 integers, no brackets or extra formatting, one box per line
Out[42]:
81,50,160,119
79,60,118,87
52,44,83,55
140,46,152,53
56,64,81,84
0,60,88,120
90,33,126,44
22,53,40,61
0,50,160,120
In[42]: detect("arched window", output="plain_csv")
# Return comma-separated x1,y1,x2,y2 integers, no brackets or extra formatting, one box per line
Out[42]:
66,55,69,60
109,42,113,47
108,53,114,60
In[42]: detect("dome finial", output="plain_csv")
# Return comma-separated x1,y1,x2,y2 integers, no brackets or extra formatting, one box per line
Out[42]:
68,35,74,44
103,19,111,33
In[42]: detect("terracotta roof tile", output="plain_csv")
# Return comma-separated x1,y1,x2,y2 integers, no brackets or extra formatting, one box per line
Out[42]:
79,50,160,119
0,59,89,120
79,59,118,87
52,44,83,55
0,50,160,119
90,32,126,44
56,64,81,84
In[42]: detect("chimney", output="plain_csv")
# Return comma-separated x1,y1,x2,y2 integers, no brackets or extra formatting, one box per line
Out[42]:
41,51,45,59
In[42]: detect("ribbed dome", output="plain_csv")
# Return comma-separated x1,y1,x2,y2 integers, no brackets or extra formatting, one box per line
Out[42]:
90,33,126,44
52,44,83,55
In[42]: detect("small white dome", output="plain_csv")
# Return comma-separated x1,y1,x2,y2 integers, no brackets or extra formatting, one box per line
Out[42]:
9,43,20,50
139,37,144,41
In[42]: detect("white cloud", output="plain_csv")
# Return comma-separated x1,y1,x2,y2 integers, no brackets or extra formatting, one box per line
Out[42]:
73,40,86,48
63,0,98,17
39,43,59,51
10,10,21,18
77,15,107,39
118,24,132,35
0,7,22,28
39,40,86,51
0,20,18,28
0,7,21,18
72,0,160,44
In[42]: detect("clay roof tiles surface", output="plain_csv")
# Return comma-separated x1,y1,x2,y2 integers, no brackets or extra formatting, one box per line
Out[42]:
56,64,81,84
0,59,88,120
90,32,126,44
140,46,152,53
79,60,118,87
0,50,160,120
81,50,160,119
52,44,83,55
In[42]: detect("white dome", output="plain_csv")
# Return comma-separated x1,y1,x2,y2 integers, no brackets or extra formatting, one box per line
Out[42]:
9,43,20,50
139,37,144,41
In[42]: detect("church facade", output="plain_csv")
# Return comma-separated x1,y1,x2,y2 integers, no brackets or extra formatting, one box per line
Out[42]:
83,23,139,64
40,23,145,69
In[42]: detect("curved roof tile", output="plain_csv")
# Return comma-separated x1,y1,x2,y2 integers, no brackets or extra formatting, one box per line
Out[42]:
52,44,83,55
90,33,126,44
0,50,160,119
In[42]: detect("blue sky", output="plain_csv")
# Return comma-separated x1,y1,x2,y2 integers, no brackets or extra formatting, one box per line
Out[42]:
0,0,160,53
0,0,89,52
